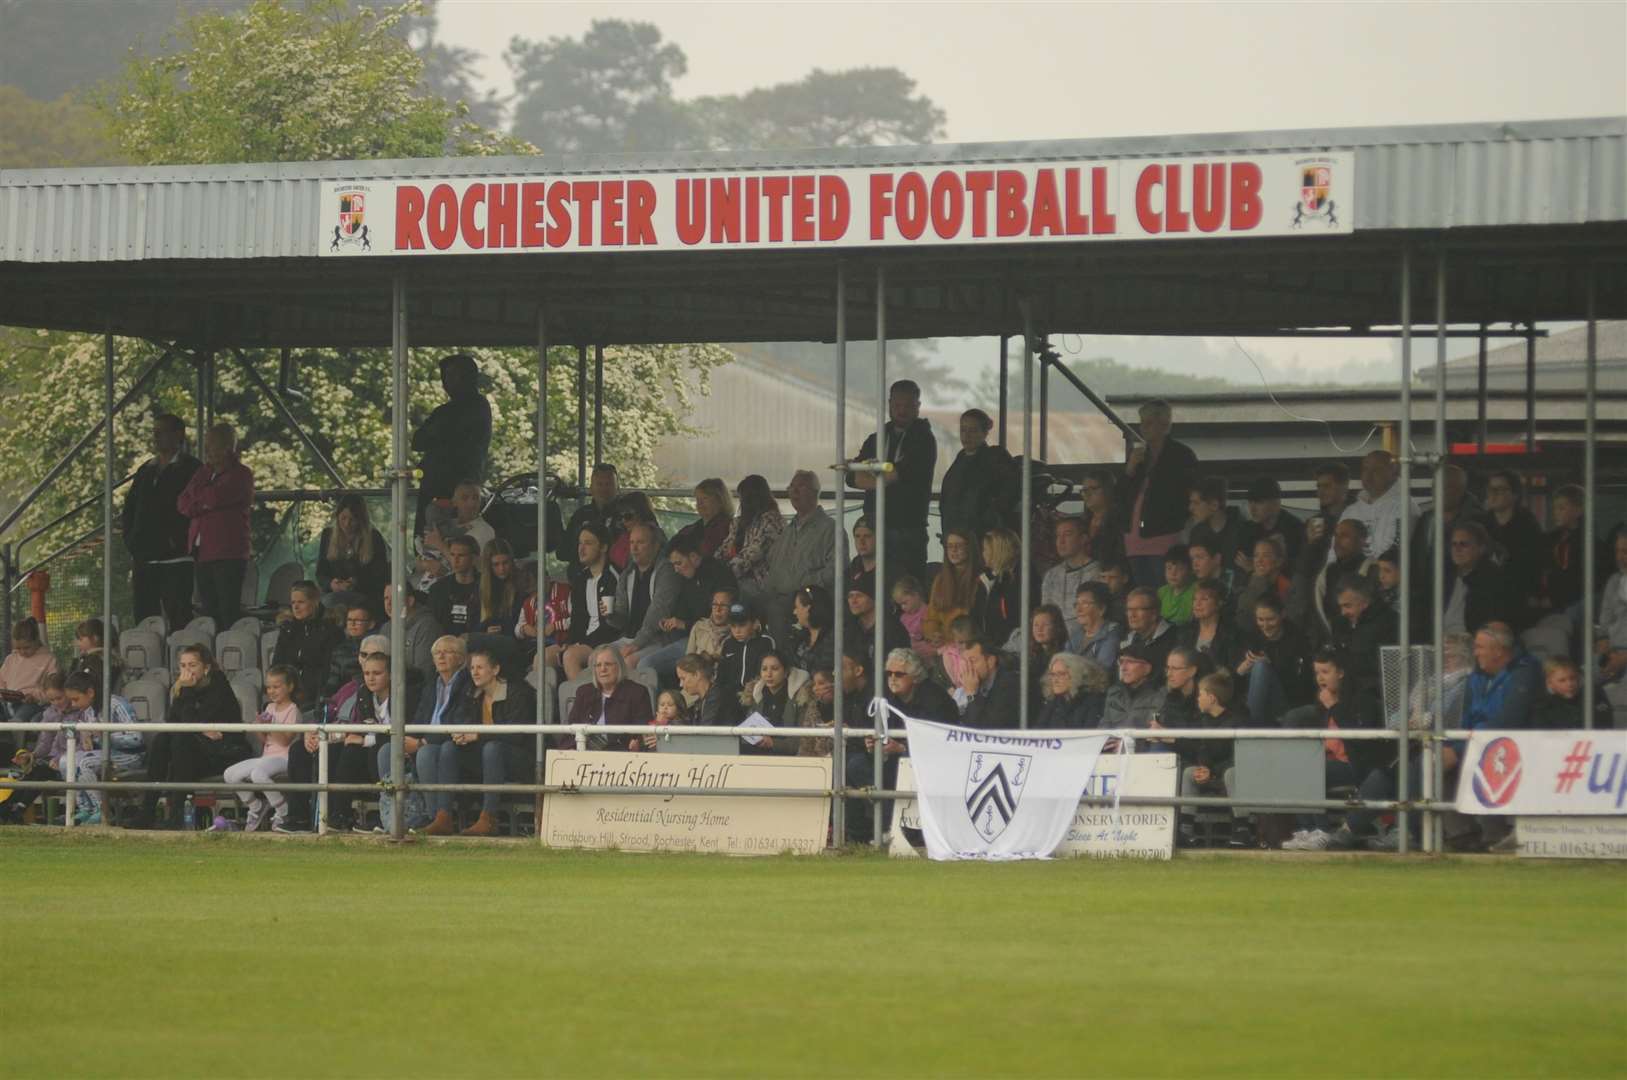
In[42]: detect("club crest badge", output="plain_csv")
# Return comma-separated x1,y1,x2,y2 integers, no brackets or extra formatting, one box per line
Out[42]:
331,186,372,251
965,751,1030,842
1472,737,1522,808
1290,158,1339,229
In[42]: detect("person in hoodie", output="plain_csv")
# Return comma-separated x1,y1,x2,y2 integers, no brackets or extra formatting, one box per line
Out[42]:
718,602,775,704
121,412,201,627
1480,470,1545,620
843,572,909,677
176,422,254,629
378,583,442,686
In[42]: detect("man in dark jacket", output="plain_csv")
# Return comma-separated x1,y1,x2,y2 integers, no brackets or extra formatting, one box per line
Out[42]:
557,463,623,565
121,413,201,627
1330,576,1398,701
848,379,937,577
1118,399,1199,588
1481,470,1545,615
271,581,344,709
1443,522,1524,635
843,573,909,677
960,636,1021,729
412,353,492,537
1236,477,1307,573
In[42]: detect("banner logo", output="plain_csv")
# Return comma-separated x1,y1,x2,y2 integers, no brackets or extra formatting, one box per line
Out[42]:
965,751,1030,842
1290,158,1340,229
331,186,372,252
1472,737,1523,808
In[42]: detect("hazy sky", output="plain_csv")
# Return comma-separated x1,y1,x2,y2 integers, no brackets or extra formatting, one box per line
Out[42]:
434,1,1625,399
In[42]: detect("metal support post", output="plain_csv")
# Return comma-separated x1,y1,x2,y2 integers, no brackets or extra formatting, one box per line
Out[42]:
831,263,848,847
1,543,12,657
1475,324,1488,454
1018,302,1035,729
1582,274,1597,728
1524,323,1537,451
388,276,408,840
1038,350,1049,463
194,353,208,458
536,310,552,823
228,349,347,488
62,733,76,831
101,332,114,790
576,344,588,489
1396,248,1412,854
317,737,329,836
871,265,887,846
997,336,1009,446
1430,253,1448,854
593,344,605,466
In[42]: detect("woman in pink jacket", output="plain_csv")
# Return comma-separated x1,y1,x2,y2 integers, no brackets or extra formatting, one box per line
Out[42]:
177,422,255,628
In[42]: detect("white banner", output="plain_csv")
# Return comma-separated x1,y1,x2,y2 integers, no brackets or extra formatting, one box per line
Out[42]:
318,152,1354,257
901,718,1113,861
1057,753,1179,860
1514,817,1627,860
1454,730,1627,816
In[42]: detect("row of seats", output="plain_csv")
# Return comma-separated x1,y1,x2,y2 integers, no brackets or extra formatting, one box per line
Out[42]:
120,618,278,682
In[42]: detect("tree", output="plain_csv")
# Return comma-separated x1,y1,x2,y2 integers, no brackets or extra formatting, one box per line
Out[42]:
505,19,699,154
0,87,119,169
0,0,729,571
692,68,945,151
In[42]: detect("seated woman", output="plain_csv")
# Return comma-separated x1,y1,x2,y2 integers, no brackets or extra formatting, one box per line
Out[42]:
65,671,143,827
743,649,817,756
134,644,247,829
567,644,653,752
317,493,389,613
411,636,473,836
1233,594,1315,726
1071,581,1122,672
923,529,984,653
350,649,421,834
723,474,785,590
451,644,535,837
222,664,301,832
1036,651,1110,729
1006,603,1070,711
477,538,525,638
1178,580,1240,674
544,523,622,681
609,491,666,568
790,585,835,676
0,616,60,727
676,653,736,728
670,477,734,559
2,672,76,825
68,618,122,688
975,527,1025,644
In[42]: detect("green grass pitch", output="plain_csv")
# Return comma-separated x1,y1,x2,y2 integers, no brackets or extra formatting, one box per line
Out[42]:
5,831,1624,1078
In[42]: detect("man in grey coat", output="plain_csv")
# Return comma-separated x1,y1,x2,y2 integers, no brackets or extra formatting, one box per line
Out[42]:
615,522,683,666
378,584,443,686
746,470,836,647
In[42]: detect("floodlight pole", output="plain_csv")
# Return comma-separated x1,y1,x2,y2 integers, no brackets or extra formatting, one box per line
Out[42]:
871,265,887,848
831,262,848,848
388,276,409,841
1396,246,1412,855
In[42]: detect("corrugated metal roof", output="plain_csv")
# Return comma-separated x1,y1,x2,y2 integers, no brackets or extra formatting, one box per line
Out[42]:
2,116,1623,264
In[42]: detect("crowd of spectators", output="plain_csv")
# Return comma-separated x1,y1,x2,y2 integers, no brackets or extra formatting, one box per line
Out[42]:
3,361,1623,852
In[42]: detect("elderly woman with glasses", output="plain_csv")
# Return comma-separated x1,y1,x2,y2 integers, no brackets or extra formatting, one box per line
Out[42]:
567,645,654,752
845,648,960,844
1036,651,1110,729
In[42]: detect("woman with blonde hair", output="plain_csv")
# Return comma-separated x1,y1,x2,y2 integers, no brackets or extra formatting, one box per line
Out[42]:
671,477,734,559
923,528,984,648
975,526,1026,643
477,538,523,636
317,492,388,612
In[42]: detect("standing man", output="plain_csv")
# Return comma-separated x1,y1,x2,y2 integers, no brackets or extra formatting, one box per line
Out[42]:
122,413,201,627
1042,517,1102,641
750,470,835,647
1118,399,1199,589
849,379,937,578
176,422,254,629
412,353,492,537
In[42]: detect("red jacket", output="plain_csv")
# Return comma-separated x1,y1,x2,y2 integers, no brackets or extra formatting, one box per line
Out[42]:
177,452,255,562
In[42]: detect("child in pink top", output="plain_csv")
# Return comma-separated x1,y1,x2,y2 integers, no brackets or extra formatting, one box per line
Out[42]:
222,666,301,831
891,576,933,660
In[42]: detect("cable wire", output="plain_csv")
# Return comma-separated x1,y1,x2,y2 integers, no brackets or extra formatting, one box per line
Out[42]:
1228,337,1384,455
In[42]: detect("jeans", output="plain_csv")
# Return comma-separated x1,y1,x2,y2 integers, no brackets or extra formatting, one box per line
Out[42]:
416,740,466,816
635,639,690,686
1346,753,1426,837
1245,661,1288,727
377,740,430,831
